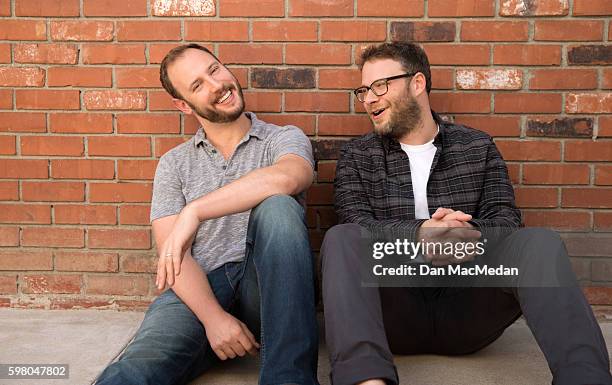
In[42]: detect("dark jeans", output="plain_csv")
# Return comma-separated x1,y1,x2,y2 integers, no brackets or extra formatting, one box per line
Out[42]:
96,195,319,385
322,224,611,385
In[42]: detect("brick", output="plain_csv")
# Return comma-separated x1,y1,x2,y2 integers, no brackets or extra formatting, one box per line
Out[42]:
0,113,46,133
391,22,455,42
357,0,423,16
594,212,612,231
286,44,352,65
118,160,157,180
562,188,612,208
319,69,361,90
0,275,17,294
495,93,562,113
118,21,181,41
0,44,10,63
0,136,15,155
318,115,372,136
115,67,160,88
120,252,157,273
152,0,215,16
564,234,612,257
289,0,352,16
522,210,590,231
595,165,612,185
454,115,521,137
55,205,117,225
120,205,151,225
604,69,612,90
21,136,84,156
184,116,200,135
88,136,151,156
565,140,612,161
185,21,247,42
228,67,248,89
48,67,112,87
22,182,85,202
253,21,317,42
306,184,334,205
14,44,78,64
252,68,315,89
0,226,19,246
84,90,146,110
219,0,283,16
573,0,612,16
312,139,349,161
317,161,336,182
529,69,597,90
0,89,11,108
500,0,568,16
16,90,80,110
82,44,146,65
423,44,489,65
0,182,18,201
22,227,84,248
22,274,82,294
567,45,612,65
461,21,528,42
429,92,491,113
51,159,115,179
50,113,113,134
0,0,6,16
285,92,349,113
89,183,152,203
566,93,612,114
535,21,603,41
0,250,52,270
51,21,114,41
218,44,282,65
83,0,147,16
600,117,612,138
592,260,612,282
527,116,592,138
116,113,179,134
149,90,176,111
154,137,190,157
88,228,151,249
0,67,45,87
0,20,46,40
243,92,282,112
496,140,561,161
514,187,558,208
15,0,80,16
150,43,212,64
257,114,316,136
523,164,589,185
86,274,149,295
55,251,118,272
428,0,494,16
494,45,561,66
0,160,48,179
322,21,387,42
456,69,522,90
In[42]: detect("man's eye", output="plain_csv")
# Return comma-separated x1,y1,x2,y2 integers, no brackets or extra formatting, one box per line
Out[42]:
193,83,200,91
211,66,219,74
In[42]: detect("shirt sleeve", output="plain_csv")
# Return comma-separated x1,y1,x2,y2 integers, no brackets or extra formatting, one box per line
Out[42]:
267,125,314,168
149,153,186,222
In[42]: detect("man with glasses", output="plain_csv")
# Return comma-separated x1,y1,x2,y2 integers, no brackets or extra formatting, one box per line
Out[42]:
321,42,611,385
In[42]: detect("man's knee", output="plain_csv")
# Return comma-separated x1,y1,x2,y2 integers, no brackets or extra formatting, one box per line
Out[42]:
321,223,365,273
250,194,304,229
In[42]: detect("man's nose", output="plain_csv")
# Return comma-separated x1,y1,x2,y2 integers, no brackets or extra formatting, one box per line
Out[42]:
363,88,379,104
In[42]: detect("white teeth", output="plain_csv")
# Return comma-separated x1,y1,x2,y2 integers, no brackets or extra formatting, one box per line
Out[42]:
217,90,231,104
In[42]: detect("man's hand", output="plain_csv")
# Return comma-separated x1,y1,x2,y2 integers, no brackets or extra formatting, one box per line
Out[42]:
156,204,200,290
204,310,260,360
418,207,481,266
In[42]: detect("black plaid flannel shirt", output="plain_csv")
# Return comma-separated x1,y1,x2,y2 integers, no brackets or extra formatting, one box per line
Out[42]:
334,112,522,239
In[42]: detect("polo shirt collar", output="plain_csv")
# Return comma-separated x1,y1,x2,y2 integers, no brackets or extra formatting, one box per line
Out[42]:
193,111,266,148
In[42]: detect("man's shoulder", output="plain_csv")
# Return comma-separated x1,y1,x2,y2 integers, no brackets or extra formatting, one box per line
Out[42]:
158,136,197,165
441,121,493,146
341,132,382,153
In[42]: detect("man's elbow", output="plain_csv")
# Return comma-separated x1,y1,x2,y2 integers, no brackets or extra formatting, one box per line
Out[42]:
276,170,311,195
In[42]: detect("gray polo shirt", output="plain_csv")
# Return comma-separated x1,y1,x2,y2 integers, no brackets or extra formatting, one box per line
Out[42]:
150,112,314,273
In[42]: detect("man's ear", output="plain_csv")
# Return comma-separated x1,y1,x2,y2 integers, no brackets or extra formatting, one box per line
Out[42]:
411,72,428,98
172,98,193,115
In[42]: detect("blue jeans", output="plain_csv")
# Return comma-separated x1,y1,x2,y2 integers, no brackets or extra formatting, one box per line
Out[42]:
96,195,319,385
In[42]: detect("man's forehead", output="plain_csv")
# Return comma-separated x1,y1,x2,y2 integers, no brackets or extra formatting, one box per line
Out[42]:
361,58,405,84
168,49,218,86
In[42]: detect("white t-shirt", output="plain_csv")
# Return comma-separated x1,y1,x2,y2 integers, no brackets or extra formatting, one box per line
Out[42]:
400,129,438,219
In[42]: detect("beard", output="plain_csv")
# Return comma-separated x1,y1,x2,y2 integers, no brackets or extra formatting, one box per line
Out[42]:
373,94,422,140
186,81,245,123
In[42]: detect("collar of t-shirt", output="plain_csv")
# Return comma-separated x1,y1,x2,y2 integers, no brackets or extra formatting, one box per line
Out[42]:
399,126,439,219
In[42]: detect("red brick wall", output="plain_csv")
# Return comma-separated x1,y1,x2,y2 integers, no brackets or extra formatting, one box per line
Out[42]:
0,0,611,310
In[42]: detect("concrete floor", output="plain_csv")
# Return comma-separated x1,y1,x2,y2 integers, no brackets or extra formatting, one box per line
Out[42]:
0,309,610,385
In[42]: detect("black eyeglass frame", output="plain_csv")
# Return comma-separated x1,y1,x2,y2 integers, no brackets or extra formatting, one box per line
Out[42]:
353,72,418,102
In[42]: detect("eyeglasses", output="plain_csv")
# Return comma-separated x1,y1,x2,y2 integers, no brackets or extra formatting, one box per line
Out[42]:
353,72,417,102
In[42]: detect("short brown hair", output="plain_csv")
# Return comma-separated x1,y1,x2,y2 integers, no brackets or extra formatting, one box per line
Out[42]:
159,43,219,100
360,42,432,94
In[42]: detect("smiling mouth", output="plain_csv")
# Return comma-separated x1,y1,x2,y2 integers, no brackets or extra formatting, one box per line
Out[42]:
216,89,232,104
372,108,386,117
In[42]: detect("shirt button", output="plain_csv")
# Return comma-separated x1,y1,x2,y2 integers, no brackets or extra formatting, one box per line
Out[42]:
211,149,217,154
222,166,227,170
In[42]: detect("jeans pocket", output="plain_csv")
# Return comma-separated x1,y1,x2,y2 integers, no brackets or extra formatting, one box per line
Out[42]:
224,261,244,292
